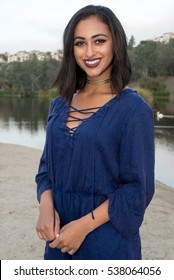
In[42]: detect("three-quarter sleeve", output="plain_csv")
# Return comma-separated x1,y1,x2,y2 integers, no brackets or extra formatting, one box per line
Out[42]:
35,98,58,202
107,103,155,240
36,145,52,202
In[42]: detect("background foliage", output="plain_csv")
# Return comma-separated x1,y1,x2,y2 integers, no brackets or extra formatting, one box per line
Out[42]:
0,37,174,97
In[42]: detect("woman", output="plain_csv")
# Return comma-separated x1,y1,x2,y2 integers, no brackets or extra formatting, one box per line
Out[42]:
35,5,154,260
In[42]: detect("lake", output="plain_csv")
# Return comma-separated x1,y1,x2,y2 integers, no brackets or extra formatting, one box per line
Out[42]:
0,95,174,188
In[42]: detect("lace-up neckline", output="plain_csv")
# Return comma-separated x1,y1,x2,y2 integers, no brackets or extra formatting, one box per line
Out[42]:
66,104,102,136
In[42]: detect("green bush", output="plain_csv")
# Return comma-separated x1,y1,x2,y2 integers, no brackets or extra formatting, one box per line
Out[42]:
140,77,166,92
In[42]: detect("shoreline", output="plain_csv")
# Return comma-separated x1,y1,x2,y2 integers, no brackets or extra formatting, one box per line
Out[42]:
0,143,174,259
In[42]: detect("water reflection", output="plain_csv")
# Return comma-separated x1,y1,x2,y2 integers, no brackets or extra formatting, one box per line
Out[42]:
0,96,174,188
0,97,50,150
0,97,49,131
153,94,174,188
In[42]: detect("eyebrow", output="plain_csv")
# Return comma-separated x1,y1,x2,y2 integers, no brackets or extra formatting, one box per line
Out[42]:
74,34,108,40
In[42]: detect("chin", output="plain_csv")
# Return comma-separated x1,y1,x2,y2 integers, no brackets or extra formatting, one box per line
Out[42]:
86,69,104,78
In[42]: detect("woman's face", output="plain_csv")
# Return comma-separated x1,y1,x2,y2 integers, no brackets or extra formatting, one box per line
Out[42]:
73,16,113,80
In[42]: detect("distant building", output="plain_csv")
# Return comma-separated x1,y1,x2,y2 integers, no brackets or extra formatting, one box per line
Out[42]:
7,53,18,63
8,51,30,63
7,50,63,63
52,50,63,61
30,50,46,61
150,32,174,43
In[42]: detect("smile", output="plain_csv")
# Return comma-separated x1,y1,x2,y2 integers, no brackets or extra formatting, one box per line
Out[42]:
84,59,101,68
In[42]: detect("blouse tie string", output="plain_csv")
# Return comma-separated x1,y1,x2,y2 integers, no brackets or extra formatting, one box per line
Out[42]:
66,105,102,137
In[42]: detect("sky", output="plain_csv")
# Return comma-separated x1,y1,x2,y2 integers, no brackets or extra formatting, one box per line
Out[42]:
0,0,174,54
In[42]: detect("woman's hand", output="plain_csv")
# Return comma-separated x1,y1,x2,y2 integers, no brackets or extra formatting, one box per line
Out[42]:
49,218,90,255
36,190,60,241
49,200,110,254
36,207,60,241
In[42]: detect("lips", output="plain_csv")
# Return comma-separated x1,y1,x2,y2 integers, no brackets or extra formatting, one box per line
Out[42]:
84,58,101,68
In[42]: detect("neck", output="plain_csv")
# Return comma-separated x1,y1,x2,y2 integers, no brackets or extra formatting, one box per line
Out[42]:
86,78,111,85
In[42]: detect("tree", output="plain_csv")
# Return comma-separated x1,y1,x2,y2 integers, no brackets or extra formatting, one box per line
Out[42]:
131,40,158,79
128,35,135,50
0,57,60,96
0,53,8,61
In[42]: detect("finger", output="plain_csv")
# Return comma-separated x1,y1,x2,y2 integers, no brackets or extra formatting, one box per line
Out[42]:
61,247,70,253
54,228,60,238
39,232,49,241
54,214,60,237
37,231,44,240
68,248,75,255
41,225,56,241
54,226,60,239
49,238,63,249
38,228,55,241
36,227,48,241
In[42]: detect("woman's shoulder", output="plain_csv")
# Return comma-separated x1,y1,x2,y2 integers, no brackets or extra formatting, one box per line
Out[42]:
51,95,65,106
48,96,66,120
48,95,66,117
120,87,153,113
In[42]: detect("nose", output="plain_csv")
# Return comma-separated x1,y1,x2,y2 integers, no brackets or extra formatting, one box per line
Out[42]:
86,43,96,57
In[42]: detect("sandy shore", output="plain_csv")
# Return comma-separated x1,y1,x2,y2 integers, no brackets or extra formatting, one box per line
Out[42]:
0,143,174,260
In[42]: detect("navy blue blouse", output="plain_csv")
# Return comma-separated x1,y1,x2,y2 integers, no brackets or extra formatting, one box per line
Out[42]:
36,88,155,260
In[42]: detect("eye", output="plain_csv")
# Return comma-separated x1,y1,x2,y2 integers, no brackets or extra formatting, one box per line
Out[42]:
95,39,106,44
74,41,85,46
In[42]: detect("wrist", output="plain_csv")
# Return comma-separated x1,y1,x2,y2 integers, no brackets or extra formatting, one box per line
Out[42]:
79,200,110,234
80,213,96,234
40,190,53,209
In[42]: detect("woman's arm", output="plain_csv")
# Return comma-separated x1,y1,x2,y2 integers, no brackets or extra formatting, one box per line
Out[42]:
36,190,60,241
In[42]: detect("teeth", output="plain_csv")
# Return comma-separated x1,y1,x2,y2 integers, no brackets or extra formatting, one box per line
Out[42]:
85,59,100,65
